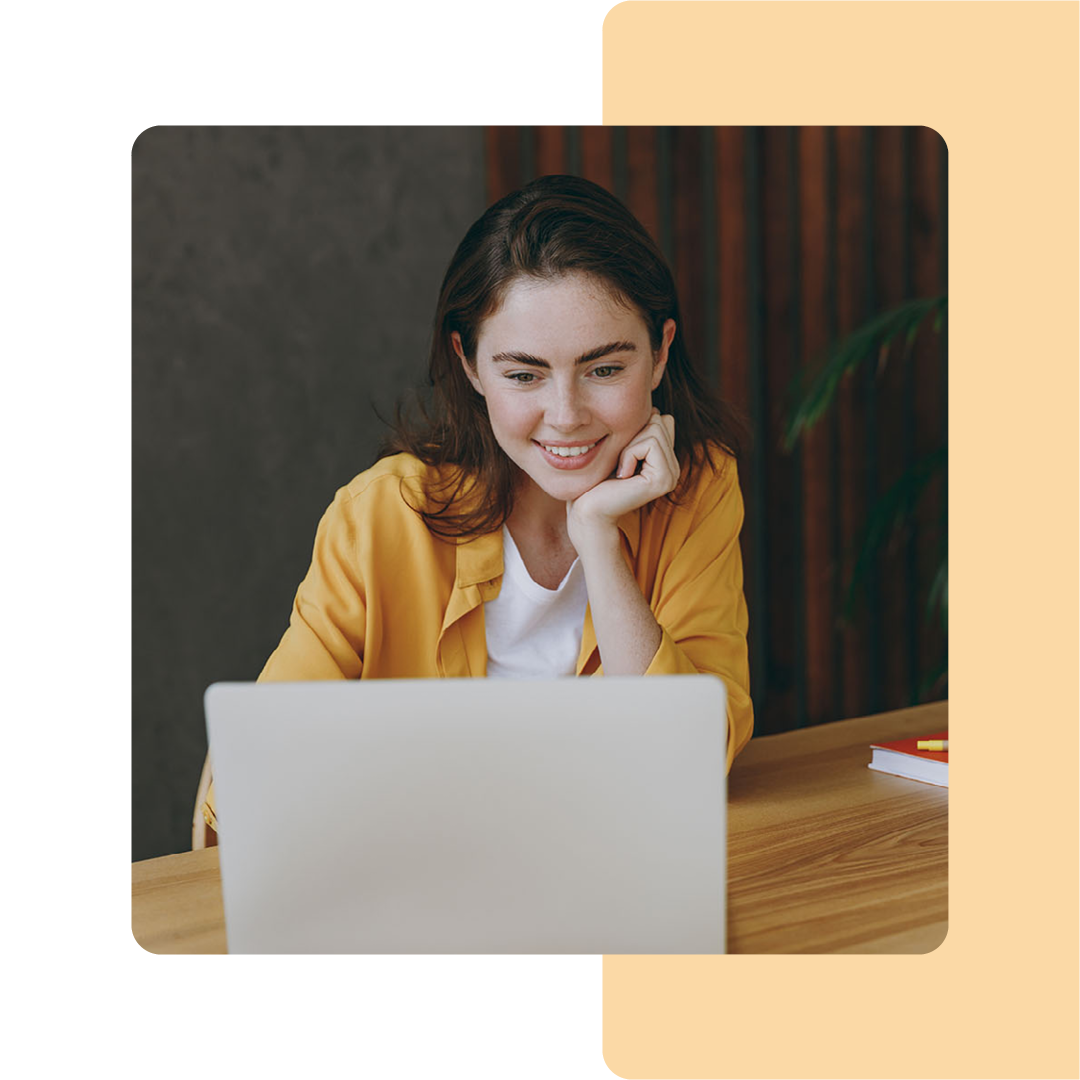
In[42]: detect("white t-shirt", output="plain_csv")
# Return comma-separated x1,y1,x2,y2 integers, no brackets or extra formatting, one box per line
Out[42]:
484,526,588,679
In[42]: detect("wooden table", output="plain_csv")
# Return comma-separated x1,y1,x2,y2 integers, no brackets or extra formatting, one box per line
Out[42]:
132,701,947,954
727,700,947,952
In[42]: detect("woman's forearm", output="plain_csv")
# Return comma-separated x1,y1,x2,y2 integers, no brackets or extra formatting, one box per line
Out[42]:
575,526,662,676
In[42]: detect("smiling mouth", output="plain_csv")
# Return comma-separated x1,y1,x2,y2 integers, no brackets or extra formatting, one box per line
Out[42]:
541,441,598,457
534,436,606,469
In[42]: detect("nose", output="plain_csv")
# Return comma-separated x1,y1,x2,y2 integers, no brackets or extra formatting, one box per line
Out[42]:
546,378,591,432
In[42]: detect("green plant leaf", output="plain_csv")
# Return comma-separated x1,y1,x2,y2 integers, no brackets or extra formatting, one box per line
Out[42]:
783,293,949,701
917,657,948,702
926,555,948,628
783,295,947,450
843,447,947,619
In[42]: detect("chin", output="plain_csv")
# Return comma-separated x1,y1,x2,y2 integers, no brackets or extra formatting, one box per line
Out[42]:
537,465,613,503
542,479,595,502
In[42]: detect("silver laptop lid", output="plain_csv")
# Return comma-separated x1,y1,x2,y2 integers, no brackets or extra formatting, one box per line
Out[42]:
205,675,727,954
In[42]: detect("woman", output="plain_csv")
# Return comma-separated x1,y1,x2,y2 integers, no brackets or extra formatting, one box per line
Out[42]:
197,174,752,844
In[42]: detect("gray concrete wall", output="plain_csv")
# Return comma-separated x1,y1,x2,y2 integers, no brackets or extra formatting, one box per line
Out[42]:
133,127,486,859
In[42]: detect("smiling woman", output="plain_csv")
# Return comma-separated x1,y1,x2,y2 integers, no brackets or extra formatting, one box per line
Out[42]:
456,275,672,508
197,174,753,846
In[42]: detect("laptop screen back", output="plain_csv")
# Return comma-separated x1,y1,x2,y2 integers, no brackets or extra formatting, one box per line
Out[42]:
205,675,727,953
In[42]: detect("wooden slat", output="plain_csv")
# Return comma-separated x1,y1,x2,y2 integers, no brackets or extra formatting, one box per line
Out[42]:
625,127,659,244
673,126,705,369
798,126,836,726
714,129,756,713
565,126,582,177
534,125,565,175
834,126,872,722
581,126,614,195
698,128,719,388
900,127,920,705
758,127,799,733
873,126,911,711
860,129,883,716
484,126,520,203
715,128,748,410
910,126,948,698
741,128,766,712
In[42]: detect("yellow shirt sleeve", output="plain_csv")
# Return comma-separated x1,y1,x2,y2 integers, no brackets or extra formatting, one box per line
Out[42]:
642,456,753,771
258,485,368,682
202,782,217,831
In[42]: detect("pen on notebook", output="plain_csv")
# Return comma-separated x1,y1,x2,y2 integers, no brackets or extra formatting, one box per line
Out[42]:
916,739,948,751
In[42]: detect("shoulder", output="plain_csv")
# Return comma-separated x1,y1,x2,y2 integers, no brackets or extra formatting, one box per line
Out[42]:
635,444,742,551
339,452,440,502
669,443,742,516
684,444,743,527
691,443,740,492
314,454,446,536
332,452,485,536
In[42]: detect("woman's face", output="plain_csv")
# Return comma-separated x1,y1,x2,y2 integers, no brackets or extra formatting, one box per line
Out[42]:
455,273,674,506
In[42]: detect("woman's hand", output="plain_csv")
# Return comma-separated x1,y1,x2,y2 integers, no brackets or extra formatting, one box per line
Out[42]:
566,409,678,554
564,408,677,674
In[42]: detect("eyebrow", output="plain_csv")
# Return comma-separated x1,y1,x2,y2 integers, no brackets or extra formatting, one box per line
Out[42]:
489,340,638,368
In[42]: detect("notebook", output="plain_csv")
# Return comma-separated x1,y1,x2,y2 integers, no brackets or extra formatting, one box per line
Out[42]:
868,731,949,787
204,675,727,954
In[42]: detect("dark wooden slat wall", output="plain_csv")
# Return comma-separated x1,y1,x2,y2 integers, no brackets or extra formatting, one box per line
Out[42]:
834,126,873,723
912,127,948,696
673,127,705,369
483,127,948,735
797,127,832,731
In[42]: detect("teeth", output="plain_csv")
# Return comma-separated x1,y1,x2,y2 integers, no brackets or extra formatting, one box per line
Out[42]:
542,442,597,457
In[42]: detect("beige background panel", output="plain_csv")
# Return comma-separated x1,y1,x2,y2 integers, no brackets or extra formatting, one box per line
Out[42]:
602,2,1078,1078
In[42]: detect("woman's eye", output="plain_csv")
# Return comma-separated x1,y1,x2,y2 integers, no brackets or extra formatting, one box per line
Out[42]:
507,372,536,384
592,365,622,378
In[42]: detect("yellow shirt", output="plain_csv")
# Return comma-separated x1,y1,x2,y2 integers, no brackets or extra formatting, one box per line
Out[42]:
202,450,753,828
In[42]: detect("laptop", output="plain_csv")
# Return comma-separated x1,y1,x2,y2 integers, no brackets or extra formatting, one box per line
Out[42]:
204,675,727,954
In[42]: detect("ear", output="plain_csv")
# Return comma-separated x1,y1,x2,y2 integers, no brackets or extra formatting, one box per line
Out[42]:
452,331,484,396
650,319,676,390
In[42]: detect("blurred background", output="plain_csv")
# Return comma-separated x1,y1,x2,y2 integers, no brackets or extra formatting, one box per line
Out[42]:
133,126,947,860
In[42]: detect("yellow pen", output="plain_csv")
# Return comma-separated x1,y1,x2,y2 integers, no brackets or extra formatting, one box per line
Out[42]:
917,739,948,752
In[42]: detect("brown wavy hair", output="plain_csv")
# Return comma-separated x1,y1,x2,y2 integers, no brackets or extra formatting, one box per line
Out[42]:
381,174,747,539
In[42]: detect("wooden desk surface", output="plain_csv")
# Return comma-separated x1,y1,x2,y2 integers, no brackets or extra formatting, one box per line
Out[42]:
728,700,947,952
132,701,947,954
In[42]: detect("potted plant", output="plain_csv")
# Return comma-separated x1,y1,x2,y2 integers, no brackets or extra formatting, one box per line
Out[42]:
784,295,948,699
